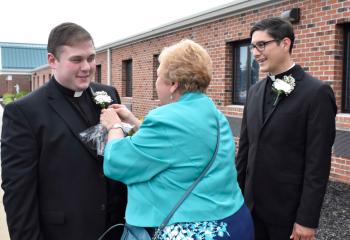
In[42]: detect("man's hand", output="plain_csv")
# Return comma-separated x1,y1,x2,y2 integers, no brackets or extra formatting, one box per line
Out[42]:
290,223,316,240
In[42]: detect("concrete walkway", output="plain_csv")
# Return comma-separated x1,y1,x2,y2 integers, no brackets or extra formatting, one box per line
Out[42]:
0,104,10,239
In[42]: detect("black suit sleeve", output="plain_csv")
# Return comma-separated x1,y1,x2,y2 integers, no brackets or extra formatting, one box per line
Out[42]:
1,103,43,240
296,84,337,228
235,97,250,192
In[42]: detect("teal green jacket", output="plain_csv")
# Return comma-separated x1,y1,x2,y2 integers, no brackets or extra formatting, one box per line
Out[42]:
104,92,244,227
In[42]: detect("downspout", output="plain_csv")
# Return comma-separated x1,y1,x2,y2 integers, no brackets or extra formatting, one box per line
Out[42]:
107,48,111,85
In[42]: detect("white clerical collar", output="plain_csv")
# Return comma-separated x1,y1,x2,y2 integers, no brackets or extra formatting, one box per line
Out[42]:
268,63,295,81
74,91,83,97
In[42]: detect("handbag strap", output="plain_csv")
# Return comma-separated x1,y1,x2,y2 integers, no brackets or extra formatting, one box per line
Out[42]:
156,115,221,234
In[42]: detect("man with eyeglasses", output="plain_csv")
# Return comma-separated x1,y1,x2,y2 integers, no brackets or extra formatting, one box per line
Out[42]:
236,17,337,240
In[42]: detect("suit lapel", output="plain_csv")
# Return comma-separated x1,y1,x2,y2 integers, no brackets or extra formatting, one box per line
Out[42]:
262,99,279,128
254,77,281,135
46,80,98,159
88,85,102,117
253,79,267,135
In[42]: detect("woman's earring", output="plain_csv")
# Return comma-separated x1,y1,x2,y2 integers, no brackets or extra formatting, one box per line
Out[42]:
170,94,173,100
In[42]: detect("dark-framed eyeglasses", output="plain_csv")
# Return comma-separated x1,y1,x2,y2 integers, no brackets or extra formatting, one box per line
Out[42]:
249,40,279,52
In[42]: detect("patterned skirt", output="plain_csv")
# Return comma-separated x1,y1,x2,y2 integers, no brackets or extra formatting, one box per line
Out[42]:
154,204,254,240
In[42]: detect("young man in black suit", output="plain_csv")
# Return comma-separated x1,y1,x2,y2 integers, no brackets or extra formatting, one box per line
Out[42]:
236,17,337,240
1,22,126,240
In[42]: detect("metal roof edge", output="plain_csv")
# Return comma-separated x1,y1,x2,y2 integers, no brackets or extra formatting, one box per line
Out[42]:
32,64,50,72
0,70,32,75
96,0,279,52
0,42,47,49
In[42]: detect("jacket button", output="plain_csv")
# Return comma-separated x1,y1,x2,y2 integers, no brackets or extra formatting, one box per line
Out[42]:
101,204,106,211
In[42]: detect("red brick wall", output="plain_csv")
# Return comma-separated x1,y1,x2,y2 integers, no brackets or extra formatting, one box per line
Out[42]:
95,51,108,85
0,75,31,96
107,40,166,115
95,0,350,183
31,67,52,91
101,0,350,184
331,156,350,183
333,114,350,183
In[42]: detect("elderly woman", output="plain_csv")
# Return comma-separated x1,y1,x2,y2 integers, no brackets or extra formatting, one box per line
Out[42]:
100,39,253,239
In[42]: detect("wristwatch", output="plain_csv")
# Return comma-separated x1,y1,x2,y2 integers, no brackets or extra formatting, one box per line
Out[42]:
109,123,127,136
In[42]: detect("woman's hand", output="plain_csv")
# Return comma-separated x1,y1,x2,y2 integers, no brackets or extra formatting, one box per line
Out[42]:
100,108,121,130
108,104,142,130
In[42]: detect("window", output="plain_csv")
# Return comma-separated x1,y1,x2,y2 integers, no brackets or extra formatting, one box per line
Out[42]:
32,75,36,90
95,64,102,83
153,54,160,99
122,59,133,97
232,40,259,105
343,25,350,113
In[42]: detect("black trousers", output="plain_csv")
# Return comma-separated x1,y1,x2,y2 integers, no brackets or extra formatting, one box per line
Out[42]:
253,210,294,240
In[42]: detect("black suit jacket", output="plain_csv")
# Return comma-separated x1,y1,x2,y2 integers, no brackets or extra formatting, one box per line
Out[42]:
1,78,127,240
236,65,337,228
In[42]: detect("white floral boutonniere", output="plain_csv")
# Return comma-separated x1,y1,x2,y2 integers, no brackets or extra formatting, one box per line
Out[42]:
272,75,296,106
93,91,112,109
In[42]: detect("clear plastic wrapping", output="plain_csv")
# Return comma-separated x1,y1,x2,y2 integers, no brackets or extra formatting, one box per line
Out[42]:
79,122,134,156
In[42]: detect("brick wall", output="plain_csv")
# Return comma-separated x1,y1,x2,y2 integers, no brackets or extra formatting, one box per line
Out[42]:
31,67,52,90
95,0,350,184
0,75,31,96
95,51,108,85
333,114,350,182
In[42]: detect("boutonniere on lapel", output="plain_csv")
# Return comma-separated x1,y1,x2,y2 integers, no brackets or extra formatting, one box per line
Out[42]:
93,91,112,109
271,75,296,106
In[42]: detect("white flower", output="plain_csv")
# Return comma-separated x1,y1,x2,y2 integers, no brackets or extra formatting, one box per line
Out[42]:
273,79,293,94
93,91,112,108
272,75,296,105
94,94,112,104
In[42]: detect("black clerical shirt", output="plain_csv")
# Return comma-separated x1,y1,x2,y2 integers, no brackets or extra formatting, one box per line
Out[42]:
53,79,99,127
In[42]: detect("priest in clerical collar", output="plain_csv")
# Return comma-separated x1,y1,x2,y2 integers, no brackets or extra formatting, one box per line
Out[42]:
236,17,337,240
1,22,127,240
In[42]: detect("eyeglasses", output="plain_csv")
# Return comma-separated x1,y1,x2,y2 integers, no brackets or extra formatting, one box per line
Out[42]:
249,40,279,52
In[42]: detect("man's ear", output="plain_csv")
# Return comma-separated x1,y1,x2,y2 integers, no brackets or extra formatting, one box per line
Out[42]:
48,53,57,68
281,37,292,52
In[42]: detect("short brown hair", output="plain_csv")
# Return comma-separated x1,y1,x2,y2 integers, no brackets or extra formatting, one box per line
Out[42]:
47,22,94,59
250,17,295,54
158,39,212,93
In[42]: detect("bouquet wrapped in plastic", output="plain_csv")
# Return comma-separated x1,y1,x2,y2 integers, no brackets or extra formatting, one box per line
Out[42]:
79,90,133,156
80,122,133,156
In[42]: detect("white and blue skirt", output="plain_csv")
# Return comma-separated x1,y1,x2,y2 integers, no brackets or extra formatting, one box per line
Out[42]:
154,204,254,240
